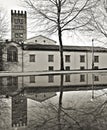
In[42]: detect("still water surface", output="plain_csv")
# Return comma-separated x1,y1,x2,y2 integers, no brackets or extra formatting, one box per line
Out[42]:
0,73,107,130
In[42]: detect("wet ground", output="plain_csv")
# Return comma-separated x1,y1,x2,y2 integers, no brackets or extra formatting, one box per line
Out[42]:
1,73,107,130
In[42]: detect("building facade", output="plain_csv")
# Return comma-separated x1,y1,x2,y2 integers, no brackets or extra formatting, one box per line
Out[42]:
1,36,107,88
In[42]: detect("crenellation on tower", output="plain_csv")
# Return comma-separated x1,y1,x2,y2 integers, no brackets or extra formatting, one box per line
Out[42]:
11,10,27,16
11,10,27,42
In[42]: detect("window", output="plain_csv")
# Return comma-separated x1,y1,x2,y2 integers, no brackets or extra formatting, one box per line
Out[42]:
94,75,99,81
80,55,85,62
94,56,99,63
14,19,23,24
65,55,70,62
14,19,18,24
80,75,85,82
0,77,3,86
80,66,85,70
20,25,24,30
7,77,18,86
20,19,23,24
65,74,70,82
15,33,19,38
48,75,54,83
30,76,35,83
48,55,54,62
7,46,18,62
7,77,12,86
65,66,70,70
94,66,99,70
19,33,23,38
15,25,23,30
29,55,35,62
0,51,3,70
49,66,54,71
13,77,18,86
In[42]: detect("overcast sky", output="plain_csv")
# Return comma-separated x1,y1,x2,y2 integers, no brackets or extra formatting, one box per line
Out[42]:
0,0,21,10
0,0,105,47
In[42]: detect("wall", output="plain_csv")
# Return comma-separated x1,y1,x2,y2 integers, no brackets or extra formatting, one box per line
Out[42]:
3,42,23,72
25,35,56,45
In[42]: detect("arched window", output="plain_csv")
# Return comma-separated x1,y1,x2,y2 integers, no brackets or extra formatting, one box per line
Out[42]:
7,46,18,62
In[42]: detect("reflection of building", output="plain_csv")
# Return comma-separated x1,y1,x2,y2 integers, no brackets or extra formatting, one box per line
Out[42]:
12,94,27,127
24,91,56,102
11,91,56,128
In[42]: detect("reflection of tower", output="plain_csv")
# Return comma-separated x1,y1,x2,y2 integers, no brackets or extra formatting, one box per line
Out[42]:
0,46,3,71
11,10,27,42
12,94,27,127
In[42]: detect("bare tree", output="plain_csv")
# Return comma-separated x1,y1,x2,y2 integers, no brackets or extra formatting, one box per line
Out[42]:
0,7,9,71
22,0,98,70
27,87,107,130
78,0,107,45
0,7,8,39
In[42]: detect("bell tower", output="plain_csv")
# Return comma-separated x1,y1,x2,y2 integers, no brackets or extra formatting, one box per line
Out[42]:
11,10,27,42
12,94,27,127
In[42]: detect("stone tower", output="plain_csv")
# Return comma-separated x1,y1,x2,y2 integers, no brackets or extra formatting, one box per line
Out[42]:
11,10,27,42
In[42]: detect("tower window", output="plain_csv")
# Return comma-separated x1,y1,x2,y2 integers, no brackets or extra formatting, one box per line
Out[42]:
20,19,23,24
7,46,18,62
14,19,18,24
19,33,23,38
15,33,19,38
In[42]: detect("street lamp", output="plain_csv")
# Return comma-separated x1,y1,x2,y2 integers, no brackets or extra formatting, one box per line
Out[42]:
91,39,94,101
92,39,94,70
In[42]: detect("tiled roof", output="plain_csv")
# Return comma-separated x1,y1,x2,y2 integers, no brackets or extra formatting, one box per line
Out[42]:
24,44,107,52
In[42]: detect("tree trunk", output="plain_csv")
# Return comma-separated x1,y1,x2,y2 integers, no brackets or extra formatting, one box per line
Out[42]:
58,0,64,71
58,28,64,71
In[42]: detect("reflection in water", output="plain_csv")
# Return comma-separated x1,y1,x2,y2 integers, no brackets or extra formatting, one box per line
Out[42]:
12,94,27,127
58,74,64,130
0,74,107,129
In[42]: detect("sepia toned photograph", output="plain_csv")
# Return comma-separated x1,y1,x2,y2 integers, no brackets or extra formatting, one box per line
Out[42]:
0,0,107,130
